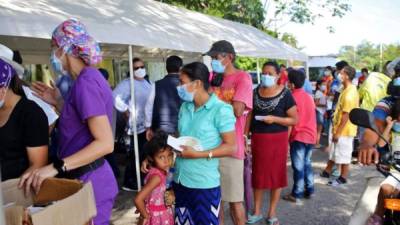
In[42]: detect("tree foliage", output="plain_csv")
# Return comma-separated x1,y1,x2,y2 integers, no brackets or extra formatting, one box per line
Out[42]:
338,41,400,71
159,0,265,28
268,0,351,31
158,0,351,71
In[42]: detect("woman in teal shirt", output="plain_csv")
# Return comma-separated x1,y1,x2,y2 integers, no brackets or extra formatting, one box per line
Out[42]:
174,62,236,225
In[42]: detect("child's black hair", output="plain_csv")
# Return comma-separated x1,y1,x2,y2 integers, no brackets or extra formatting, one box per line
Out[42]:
144,131,170,166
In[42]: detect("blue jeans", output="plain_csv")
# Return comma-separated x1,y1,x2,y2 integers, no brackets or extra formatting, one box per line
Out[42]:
290,141,314,198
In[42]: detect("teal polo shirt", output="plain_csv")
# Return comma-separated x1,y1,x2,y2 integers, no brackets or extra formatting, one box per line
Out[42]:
174,94,236,189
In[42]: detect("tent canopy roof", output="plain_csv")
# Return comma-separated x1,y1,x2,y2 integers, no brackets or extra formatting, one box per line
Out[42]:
0,0,307,63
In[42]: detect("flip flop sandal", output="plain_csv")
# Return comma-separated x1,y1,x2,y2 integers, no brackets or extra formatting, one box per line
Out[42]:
246,214,263,224
266,217,280,225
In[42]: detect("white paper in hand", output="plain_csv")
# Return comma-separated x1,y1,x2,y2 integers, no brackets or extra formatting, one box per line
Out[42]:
167,136,183,152
23,86,59,125
255,115,266,121
167,135,203,152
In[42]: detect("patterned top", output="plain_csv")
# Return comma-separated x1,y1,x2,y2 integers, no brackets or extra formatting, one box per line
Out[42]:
251,87,296,133
144,168,174,225
373,96,396,121
145,168,167,208
213,70,253,160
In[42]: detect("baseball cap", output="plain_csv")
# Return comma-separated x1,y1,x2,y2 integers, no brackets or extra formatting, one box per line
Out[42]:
203,40,236,57
0,44,24,76
387,57,400,77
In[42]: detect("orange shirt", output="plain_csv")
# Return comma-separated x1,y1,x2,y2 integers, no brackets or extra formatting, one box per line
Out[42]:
322,75,333,95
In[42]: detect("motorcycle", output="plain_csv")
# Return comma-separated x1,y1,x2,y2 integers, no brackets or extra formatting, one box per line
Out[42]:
348,108,400,225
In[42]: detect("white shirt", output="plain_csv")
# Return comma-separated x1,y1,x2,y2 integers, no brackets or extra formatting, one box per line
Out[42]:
314,90,327,115
113,78,154,134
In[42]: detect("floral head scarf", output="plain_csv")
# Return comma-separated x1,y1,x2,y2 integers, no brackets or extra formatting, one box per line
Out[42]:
52,18,102,65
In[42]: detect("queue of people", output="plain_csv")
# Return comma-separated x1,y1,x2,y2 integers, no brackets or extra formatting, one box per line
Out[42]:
2,17,400,225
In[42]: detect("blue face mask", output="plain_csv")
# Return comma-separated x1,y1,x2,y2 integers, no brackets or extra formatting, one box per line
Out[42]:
176,84,194,102
211,59,225,73
261,74,276,87
393,122,400,133
50,50,68,76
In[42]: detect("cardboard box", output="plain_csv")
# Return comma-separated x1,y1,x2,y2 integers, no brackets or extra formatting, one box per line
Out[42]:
2,178,97,225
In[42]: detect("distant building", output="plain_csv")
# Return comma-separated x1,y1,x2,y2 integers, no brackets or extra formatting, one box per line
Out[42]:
309,55,338,81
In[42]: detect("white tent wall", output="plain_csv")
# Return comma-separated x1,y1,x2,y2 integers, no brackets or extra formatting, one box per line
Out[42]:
0,0,307,61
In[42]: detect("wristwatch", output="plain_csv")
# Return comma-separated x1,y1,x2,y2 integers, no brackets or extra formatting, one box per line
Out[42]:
207,151,213,161
53,158,67,175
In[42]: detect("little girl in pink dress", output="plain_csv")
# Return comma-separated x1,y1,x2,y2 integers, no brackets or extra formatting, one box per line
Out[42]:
135,132,174,225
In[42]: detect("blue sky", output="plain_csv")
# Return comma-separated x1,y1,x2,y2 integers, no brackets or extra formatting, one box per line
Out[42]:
277,0,400,56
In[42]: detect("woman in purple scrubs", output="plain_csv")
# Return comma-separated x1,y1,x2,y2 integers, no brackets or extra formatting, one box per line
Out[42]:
19,19,118,225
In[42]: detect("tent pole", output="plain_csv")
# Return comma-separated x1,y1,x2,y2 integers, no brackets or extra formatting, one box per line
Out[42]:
256,58,260,84
305,60,309,79
128,45,142,191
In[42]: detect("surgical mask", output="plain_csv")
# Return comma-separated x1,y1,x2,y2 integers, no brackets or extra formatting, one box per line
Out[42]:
261,74,276,87
393,122,400,133
324,71,330,76
211,59,225,73
320,85,326,92
0,90,7,109
50,50,68,76
176,84,194,102
134,68,146,78
337,73,344,82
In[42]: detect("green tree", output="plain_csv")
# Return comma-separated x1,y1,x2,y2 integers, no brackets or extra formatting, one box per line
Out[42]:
158,0,351,71
338,41,400,71
266,0,351,32
280,32,302,49
383,44,400,63
159,0,265,28
158,0,351,32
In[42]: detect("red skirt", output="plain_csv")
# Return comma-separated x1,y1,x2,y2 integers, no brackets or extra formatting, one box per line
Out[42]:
251,132,288,189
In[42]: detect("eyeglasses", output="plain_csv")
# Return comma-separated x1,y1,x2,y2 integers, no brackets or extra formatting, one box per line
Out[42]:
134,66,145,71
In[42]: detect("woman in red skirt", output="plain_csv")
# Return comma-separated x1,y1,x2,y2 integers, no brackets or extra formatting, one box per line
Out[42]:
245,62,297,225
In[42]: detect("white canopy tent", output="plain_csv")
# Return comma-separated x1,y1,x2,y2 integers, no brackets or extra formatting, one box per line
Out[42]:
0,0,308,190
0,0,307,62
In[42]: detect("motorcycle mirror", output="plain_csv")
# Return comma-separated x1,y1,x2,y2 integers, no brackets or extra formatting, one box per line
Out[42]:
349,108,378,131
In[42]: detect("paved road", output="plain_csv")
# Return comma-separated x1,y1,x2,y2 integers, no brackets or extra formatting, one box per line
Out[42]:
111,148,373,225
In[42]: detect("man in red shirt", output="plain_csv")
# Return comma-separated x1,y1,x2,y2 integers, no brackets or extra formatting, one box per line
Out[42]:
205,40,253,225
283,69,317,203
358,68,369,86
278,64,288,86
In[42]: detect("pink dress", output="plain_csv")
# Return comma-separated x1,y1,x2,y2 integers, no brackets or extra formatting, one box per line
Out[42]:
144,168,174,225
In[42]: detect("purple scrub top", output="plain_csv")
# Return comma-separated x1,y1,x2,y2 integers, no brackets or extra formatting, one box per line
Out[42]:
58,67,118,225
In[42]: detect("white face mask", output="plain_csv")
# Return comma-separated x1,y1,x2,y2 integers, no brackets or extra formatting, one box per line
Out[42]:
320,85,326,92
0,91,7,109
338,73,344,82
0,85,8,109
134,68,146,78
